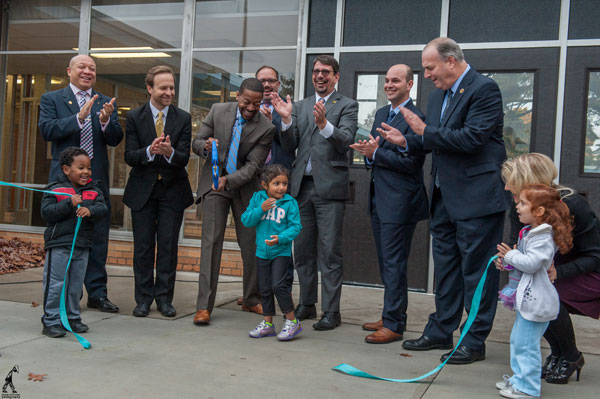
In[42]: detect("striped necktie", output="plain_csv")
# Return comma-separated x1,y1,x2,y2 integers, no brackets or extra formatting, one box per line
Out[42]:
226,116,246,174
386,109,396,124
78,91,94,159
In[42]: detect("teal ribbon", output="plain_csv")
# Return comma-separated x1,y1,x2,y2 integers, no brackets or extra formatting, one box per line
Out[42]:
333,255,498,382
1,181,91,349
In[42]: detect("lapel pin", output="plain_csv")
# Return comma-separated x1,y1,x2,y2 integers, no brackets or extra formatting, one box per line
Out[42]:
459,88,464,94
68,100,73,104
332,100,336,104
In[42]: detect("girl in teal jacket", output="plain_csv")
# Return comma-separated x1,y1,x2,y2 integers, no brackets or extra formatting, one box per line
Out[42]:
241,165,302,340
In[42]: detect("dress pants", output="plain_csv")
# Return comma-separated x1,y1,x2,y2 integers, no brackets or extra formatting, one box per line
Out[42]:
131,180,184,306
84,207,110,300
509,311,548,397
423,187,503,351
293,177,345,313
371,200,416,334
196,187,259,311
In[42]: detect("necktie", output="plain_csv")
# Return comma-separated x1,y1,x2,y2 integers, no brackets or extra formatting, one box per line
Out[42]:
226,116,246,174
386,109,396,124
78,91,94,159
440,89,454,123
156,111,164,137
305,98,326,174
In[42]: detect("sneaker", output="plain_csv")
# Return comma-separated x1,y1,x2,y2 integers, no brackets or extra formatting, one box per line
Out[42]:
277,319,302,341
69,320,89,333
499,386,536,398
496,374,512,390
42,324,66,338
249,320,277,338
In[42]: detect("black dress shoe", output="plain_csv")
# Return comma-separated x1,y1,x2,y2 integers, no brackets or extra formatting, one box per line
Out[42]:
313,312,341,331
87,296,119,313
294,304,317,321
157,302,176,317
69,320,89,333
42,324,66,338
402,335,453,351
440,345,485,364
133,303,150,317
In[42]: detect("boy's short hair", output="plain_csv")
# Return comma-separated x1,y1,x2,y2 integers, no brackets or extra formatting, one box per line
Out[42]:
59,147,89,167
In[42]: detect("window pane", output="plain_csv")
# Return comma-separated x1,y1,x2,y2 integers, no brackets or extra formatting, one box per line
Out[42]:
187,49,296,240
585,72,600,174
353,73,418,165
194,0,299,48
483,72,534,159
91,0,184,49
7,0,80,51
0,55,70,226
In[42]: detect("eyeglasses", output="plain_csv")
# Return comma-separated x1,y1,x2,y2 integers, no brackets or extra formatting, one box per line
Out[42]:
312,69,334,77
259,78,279,84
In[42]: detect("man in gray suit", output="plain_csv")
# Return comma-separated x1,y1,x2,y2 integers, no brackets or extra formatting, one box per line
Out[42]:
272,55,358,330
191,78,275,325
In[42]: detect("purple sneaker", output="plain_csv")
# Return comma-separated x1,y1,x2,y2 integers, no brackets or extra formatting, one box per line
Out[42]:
277,319,302,341
249,320,277,338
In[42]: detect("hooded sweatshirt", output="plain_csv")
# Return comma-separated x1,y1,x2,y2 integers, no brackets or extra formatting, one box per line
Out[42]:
241,190,302,260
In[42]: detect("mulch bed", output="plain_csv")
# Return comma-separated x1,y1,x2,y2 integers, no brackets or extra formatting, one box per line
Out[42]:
0,237,45,275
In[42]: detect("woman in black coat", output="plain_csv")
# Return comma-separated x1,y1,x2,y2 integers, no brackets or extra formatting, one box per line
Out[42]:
502,153,600,385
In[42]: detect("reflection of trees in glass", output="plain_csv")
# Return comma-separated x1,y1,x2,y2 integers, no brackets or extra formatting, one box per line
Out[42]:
280,73,295,100
484,72,533,159
585,72,600,173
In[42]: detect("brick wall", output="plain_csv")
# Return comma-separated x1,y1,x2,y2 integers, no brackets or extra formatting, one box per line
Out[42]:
0,230,244,277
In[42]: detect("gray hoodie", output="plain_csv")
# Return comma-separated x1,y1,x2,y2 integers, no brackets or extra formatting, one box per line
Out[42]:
504,223,560,322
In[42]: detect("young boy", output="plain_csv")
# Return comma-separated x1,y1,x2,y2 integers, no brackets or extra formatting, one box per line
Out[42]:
40,147,107,338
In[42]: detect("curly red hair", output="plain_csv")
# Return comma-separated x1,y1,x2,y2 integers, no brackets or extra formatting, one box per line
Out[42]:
520,184,573,254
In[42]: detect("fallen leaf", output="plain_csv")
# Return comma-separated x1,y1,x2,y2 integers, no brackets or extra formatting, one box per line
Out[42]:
398,353,413,357
28,372,47,382
31,301,40,307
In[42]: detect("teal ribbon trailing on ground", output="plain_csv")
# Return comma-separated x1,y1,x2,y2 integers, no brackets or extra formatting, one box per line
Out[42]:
1,181,91,349
333,255,498,382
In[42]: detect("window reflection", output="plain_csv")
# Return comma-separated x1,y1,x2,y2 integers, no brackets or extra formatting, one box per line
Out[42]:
91,0,184,49
194,0,300,48
353,73,418,165
483,72,534,159
7,0,80,51
584,71,600,173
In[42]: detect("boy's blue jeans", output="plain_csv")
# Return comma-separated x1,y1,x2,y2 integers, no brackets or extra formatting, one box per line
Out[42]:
509,311,549,397
42,247,89,327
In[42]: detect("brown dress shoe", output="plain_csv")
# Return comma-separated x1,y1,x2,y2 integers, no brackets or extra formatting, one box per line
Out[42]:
362,319,384,331
193,309,210,325
365,327,403,344
236,297,243,306
241,303,263,315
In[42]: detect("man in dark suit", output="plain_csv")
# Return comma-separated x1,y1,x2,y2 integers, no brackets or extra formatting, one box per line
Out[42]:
271,55,358,330
191,78,275,325
122,65,194,318
380,38,509,363
350,64,428,344
39,54,123,313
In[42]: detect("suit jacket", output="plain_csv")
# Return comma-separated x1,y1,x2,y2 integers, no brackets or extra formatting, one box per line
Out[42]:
406,68,510,220
279,91,358,200
266,108,295,172
192,102,275,201
39,86,123,203
122,103,194,212
368,100,428,225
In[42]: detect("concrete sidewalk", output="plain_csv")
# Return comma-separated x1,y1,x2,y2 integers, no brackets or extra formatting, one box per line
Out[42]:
0,265,598,398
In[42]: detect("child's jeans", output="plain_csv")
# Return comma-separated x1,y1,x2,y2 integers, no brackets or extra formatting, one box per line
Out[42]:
42,247,89,327
509,311,549,397
257,256,294,316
